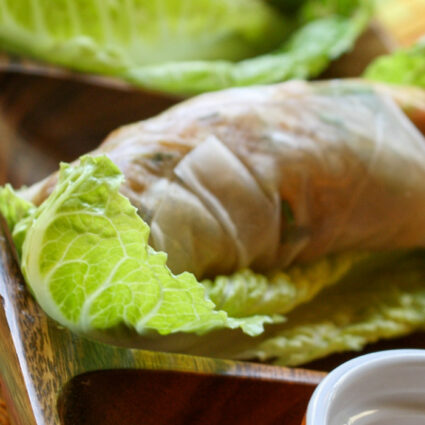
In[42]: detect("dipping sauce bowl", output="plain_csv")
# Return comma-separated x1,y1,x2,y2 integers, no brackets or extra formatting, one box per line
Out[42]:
304,350,425,425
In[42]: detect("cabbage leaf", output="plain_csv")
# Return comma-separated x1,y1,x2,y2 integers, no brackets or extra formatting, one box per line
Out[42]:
0,184,36,256
203,252,367,318
0,184,34,231
0,0,286,68
364,39,425,88
216,251,425,366
0,0,371,95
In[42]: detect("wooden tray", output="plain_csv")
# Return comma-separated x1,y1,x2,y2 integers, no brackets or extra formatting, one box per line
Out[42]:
1,24,425,425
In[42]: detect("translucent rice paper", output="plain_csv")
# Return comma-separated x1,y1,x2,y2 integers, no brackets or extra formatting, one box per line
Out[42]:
27,80,425,279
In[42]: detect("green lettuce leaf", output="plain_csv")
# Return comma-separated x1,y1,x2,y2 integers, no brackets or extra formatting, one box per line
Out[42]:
203,252,367,318
19,155,275,337
0,184,36,256
0,0,286,71
0,184,35,232
0,0,371,95
126,13,370,94
229,251,425,365
364,39,425,88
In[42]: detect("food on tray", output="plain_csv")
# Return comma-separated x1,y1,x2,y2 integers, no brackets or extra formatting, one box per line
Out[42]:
2,79,425,366
0,0,371,94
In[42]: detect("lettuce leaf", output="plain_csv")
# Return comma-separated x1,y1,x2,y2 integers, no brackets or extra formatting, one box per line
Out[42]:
134,251,425,367
0,0,286,69
364,39,425,88
0,184,36,256
0,184,34,231
0,0,371,95
203,252,367,318
18,155,275,337
223,251,425,365
126,12,370,95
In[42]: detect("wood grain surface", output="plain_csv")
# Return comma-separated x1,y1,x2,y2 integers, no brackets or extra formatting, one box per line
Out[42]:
0,397,8,425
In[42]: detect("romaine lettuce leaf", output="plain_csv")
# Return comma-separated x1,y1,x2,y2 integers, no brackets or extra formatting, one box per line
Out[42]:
0,184,34,232
0,184,36,256
364,39,425,88
203,252,367,318
126,10,371,95
19,155,275,337
0,0,371,95
0,0,286,71
225,251,425,365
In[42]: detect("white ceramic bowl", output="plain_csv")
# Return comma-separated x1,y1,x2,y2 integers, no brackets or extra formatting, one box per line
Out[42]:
305,350,425,425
